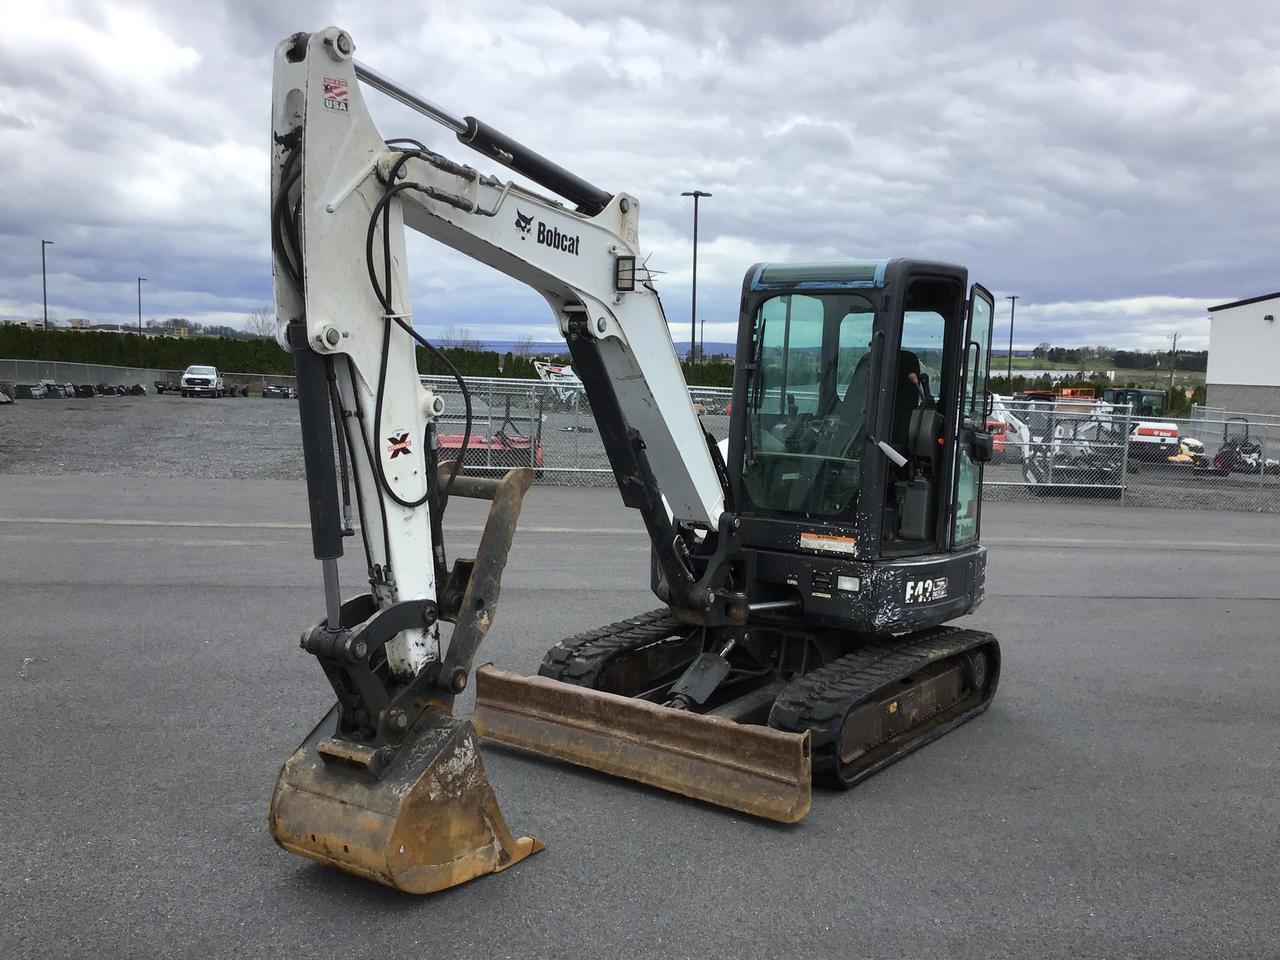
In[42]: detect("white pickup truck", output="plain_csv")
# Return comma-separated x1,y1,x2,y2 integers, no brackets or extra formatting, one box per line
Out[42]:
180,365,225,398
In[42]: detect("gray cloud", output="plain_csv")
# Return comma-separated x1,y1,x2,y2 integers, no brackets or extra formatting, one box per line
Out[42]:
1,0,1276,351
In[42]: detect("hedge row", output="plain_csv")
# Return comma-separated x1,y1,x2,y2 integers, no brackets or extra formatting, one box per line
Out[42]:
0,325,736,387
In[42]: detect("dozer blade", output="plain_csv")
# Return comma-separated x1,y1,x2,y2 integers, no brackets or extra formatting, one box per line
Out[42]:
473,665,812,823
269,705,543,894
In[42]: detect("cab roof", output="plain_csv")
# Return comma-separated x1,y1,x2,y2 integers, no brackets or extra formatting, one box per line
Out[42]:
749,260,889,291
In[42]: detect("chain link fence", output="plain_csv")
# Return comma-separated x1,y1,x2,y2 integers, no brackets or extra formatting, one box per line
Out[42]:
0,358,302,395
988,397,1280,513
6,359,1279,512
0,358,175,389
421,375,732,485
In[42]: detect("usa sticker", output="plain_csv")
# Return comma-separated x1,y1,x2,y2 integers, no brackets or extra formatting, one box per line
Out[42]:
905,577,948,604
323,77,349,112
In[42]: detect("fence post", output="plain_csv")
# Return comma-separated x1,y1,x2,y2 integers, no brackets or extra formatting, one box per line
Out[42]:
1258,430,1267,512
1118,405,1131,504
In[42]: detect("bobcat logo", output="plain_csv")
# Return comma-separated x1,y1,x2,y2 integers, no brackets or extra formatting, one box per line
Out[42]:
514,209,534,238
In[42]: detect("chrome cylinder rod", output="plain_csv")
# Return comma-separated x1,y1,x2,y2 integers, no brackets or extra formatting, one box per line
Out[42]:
354,61,467,135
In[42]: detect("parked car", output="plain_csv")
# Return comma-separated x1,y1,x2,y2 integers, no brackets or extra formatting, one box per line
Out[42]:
262,384,297,399
181,365,225,397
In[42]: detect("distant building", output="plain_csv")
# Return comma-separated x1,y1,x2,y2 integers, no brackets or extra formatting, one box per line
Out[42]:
1206,291,1280,415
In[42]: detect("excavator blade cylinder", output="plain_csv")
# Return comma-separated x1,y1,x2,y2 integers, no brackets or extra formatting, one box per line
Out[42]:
473,665,812,823
269,706,542,894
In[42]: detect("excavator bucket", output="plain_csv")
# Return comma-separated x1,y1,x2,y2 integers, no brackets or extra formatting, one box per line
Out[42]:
269,465,542,894
473,666,812,823
269,706,542,894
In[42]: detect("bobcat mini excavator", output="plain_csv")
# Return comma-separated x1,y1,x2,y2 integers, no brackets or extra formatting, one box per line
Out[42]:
268,27,1002,894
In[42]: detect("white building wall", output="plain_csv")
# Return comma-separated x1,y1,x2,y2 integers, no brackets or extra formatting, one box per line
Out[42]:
1206,298,1280,387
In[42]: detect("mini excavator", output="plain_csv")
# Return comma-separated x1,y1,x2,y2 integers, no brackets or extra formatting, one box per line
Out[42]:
268,27,1002,893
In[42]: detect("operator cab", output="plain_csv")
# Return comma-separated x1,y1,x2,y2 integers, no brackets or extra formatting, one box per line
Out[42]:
725,259,996,631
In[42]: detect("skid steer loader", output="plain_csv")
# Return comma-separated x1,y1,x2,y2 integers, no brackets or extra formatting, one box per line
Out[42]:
267,27,1001,893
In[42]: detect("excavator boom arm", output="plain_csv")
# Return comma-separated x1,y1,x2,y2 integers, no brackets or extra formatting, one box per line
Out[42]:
272,29,724,631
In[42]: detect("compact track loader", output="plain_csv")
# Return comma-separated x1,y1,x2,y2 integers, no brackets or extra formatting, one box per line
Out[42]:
268,27,1001,893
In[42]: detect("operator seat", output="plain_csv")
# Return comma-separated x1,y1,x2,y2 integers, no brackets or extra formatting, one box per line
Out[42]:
891,350,923,448
826,352,872,460
891,350,946,543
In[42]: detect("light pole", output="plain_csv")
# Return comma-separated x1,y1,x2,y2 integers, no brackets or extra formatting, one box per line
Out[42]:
1005,294,1019,386
41,240,54,329
680,190,711,362
137,277,148,332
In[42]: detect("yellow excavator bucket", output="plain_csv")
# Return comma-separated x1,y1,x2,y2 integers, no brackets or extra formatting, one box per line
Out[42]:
270,706,542,894
474,665,812,823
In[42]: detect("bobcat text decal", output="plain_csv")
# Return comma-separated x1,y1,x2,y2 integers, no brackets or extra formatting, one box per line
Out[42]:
513,209,580,255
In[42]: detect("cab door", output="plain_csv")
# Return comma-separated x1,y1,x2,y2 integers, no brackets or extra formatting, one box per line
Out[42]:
952,284,995,547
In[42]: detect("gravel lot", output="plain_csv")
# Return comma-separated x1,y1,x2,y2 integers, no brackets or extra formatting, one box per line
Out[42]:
5,394,1279,510
0,394,305,480
3,394,1280,959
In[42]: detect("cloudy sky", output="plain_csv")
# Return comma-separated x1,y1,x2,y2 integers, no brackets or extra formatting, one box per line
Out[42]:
1,0,1276,351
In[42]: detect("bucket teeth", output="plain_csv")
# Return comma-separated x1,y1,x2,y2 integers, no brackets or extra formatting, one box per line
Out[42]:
269,706,542,894
473,664,812,823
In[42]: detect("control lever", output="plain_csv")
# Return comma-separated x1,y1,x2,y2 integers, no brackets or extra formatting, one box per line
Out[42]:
874,438,909,468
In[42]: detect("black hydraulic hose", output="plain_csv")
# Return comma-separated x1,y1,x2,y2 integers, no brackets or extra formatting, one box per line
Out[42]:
271,149,302,285
370,314,431,509
363,180,420,309
345,356,393,567
364,171,473,506
393,317,471,507
422,421,450,588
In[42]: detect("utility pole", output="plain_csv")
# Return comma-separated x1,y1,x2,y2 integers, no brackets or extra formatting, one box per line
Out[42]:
41,240,54,329
137,277,148,333
1005,295,1019,386
680,190,711,362
1167,331,1180,391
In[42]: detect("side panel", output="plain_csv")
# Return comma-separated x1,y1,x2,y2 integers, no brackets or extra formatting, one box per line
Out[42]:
745,544,985,634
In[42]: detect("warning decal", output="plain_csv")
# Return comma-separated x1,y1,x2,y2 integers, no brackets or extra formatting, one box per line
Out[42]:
799,532,857,556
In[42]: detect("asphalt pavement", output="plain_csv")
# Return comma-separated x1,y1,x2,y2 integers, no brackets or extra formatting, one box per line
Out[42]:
2,403,1279,959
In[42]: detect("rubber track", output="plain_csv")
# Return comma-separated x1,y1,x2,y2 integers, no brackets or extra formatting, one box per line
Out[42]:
769,626,999,785
538,609,689,688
